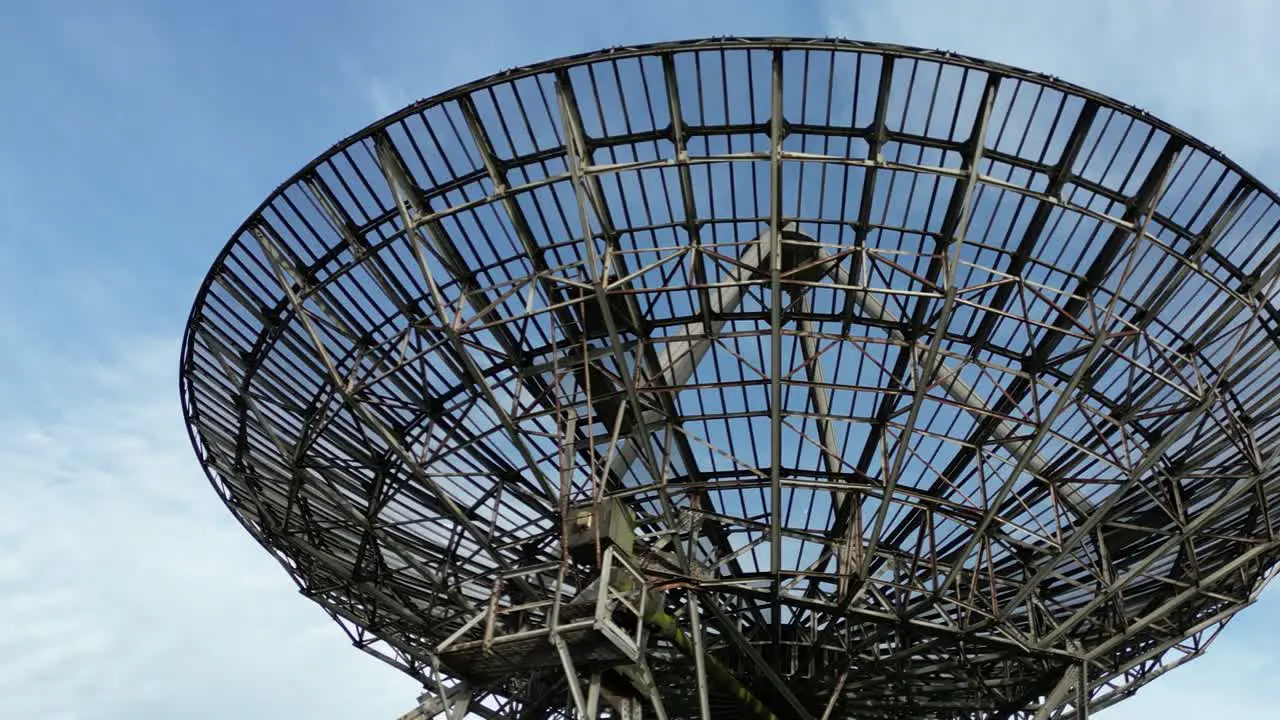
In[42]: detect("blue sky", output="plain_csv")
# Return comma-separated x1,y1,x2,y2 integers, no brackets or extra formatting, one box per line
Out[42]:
2,1,1279,718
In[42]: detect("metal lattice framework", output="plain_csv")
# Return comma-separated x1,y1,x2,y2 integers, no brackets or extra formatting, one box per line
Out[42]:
181,37,1280,720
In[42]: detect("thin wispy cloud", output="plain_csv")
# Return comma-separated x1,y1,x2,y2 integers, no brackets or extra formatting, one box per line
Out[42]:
0,306,434,713
0,338,419,719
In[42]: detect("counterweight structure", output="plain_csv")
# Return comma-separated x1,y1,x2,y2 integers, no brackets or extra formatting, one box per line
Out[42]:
180,38,1280,719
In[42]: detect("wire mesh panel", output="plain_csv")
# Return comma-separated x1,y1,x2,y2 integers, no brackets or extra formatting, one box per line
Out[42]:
181,38,1280,719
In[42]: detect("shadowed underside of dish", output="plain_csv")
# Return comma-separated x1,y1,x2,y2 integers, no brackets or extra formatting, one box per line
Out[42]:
180,37,1280,719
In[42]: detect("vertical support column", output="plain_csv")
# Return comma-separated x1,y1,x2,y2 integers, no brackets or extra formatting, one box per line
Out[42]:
615,696,643,720
1034,660,1091,720
553,634,600,718
1075,660,1090,720
687,595,714,720
765,44,787,655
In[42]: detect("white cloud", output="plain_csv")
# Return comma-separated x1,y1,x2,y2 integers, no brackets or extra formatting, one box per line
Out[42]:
0,336,418,719
822,0,1280,180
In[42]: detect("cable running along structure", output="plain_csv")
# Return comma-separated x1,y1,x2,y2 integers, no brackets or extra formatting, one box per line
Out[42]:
180,37,1280,719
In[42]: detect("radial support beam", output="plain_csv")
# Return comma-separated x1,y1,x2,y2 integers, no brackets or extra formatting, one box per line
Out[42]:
836,267,1093,517
441,88,764,627
580,223,814,718
819,670,849,720
795,297,857,596
1068,176,1253,417
399,104,650,508
834,134,1186,604
915,137,1186,541
552,634,599,719
245,226,532,606
599,229,779,488
966,100,1099,356
766,47,788,649
1067,489,1279,655
661,52,715,335
373,134,560,505
838,53,894,338
996,176,1278,631
552,67,789,631
557,69,690,575
856,72,1000,590
292,158,552,600
930,303,1115,600
997,387,1220,625
1075,660,1091,720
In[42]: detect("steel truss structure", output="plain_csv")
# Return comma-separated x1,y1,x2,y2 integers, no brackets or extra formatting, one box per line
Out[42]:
181,37,1280,719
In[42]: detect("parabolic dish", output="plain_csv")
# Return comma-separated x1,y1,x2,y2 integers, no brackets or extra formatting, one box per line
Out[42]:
180,37,1280,719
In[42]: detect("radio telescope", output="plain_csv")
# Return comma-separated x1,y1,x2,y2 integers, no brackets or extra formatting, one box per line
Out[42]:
180,37,1280,719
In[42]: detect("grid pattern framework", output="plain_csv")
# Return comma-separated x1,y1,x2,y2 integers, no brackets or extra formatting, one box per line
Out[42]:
180,37,1280,719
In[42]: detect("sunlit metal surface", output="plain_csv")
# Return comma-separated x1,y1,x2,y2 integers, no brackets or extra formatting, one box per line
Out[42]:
180,37,1280,719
